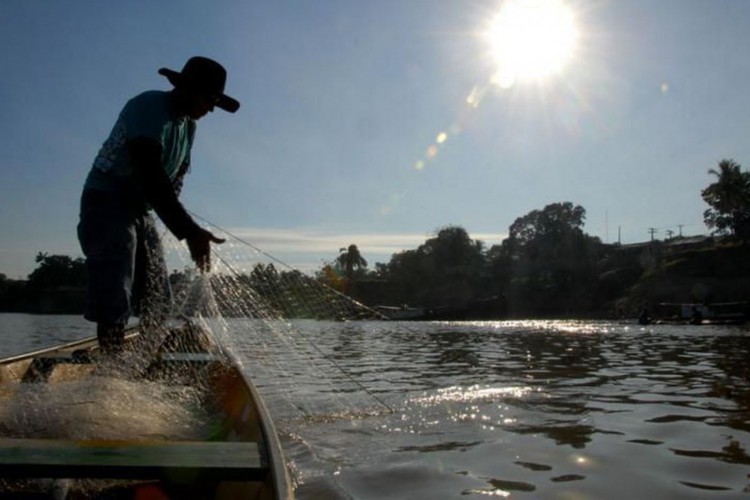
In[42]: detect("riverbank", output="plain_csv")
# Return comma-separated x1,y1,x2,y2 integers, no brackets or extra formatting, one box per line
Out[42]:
617,240,750,316
3,239,749,320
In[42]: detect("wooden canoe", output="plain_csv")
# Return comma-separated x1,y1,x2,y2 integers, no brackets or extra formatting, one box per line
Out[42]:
0,325,293,499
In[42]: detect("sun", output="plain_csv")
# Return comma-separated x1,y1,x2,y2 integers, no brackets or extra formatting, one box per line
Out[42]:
484,0,579,86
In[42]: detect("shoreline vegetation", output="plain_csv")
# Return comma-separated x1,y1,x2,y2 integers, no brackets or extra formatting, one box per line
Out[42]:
2,225,748,322
4,155,750,321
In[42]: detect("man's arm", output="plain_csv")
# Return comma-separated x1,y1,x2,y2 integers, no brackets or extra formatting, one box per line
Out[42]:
128,137,224,270
128,136,200,240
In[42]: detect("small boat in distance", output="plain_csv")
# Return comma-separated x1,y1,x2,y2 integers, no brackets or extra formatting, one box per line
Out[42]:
652,301,749,325
373,304,427,320
0,324,293,499
374,296,506,321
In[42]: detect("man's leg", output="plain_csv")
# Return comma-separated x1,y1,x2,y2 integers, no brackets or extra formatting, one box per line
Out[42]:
77,190,137,352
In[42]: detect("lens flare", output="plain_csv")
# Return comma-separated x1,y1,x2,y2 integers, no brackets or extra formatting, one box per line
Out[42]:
403,0,581,184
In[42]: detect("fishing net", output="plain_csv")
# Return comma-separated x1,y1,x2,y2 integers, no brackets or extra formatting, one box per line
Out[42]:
157,220,392,421
0,220,392,496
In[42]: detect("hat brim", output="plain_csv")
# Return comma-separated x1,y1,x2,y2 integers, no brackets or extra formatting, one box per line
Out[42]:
216,94,240,114
158,67,240,113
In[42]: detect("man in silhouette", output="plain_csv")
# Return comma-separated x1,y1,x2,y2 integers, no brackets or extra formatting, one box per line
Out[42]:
77,56,239,352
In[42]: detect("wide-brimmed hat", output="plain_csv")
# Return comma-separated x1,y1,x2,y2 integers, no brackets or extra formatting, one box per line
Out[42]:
158,56,240,113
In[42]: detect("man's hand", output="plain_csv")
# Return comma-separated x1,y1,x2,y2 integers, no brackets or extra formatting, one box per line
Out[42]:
186,227,226,272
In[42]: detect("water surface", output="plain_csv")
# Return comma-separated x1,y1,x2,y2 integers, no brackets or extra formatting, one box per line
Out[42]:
1,314,748,498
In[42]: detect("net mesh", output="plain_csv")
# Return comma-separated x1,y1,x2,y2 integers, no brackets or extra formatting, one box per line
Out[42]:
0,222,391,496
160,225,391,420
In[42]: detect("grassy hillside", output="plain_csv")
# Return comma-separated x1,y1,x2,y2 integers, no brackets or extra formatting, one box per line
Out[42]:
621,241,750,312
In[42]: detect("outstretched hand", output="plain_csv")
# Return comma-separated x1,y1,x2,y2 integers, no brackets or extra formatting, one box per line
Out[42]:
186,227,226,272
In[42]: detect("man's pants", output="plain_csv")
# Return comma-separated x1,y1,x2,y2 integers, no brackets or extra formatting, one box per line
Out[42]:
77,189,171,326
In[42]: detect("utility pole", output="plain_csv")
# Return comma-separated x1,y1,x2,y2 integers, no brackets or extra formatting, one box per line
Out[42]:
605,210,609,244
677,224,684,237
648,227,658,241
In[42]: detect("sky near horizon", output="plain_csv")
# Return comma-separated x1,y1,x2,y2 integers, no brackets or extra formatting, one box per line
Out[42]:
2,0,750,279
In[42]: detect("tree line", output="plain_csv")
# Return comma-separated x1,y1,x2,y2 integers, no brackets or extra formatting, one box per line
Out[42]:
2,158,749,317
321,203,608,317
0,253,87,313
319,158,750,317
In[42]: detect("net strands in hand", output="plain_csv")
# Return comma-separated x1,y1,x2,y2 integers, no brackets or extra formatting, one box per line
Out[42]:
159,225,393,419
167,239,383,322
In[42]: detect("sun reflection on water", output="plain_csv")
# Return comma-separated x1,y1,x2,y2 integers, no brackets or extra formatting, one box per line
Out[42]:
456,319,621,334
410,384,535,406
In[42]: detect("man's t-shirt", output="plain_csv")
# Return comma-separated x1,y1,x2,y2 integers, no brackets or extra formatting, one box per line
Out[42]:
85,90,195,192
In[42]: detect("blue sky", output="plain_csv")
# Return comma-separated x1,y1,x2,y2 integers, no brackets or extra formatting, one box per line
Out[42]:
2,0,750,278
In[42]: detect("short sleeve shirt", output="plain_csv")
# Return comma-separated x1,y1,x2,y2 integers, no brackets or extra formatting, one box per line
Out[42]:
85,90,195,191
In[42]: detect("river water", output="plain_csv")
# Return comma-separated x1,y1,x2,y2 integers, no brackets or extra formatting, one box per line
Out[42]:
1,313,749,499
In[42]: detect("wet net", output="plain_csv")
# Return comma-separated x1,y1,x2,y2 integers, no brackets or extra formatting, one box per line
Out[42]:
0,220,392,497
158,220,392,420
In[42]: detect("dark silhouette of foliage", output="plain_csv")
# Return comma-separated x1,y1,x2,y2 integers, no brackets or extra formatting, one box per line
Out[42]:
7,188,750,317
27,253,86,292
0,253,88,313
503,202,586,252
380,226,485,307
0,274,31,312
484,203,601,316
337,245,367,275
336,244,368,294
701,159,750,239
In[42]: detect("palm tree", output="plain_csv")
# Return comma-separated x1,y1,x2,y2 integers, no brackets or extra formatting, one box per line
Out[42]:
336,244,367,294
701,159,750,237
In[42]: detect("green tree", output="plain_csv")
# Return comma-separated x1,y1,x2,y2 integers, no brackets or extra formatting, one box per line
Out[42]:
421,226,485,305
27,253,86,291
505,201,586,251
336,244,368,294
701,159,750,238
383,226,485,306
492,202,601,316
248,263,281,311
316,263,345,292
383,247,428,305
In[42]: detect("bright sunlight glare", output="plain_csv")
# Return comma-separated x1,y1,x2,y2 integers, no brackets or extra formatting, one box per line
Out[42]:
485,0,579,86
